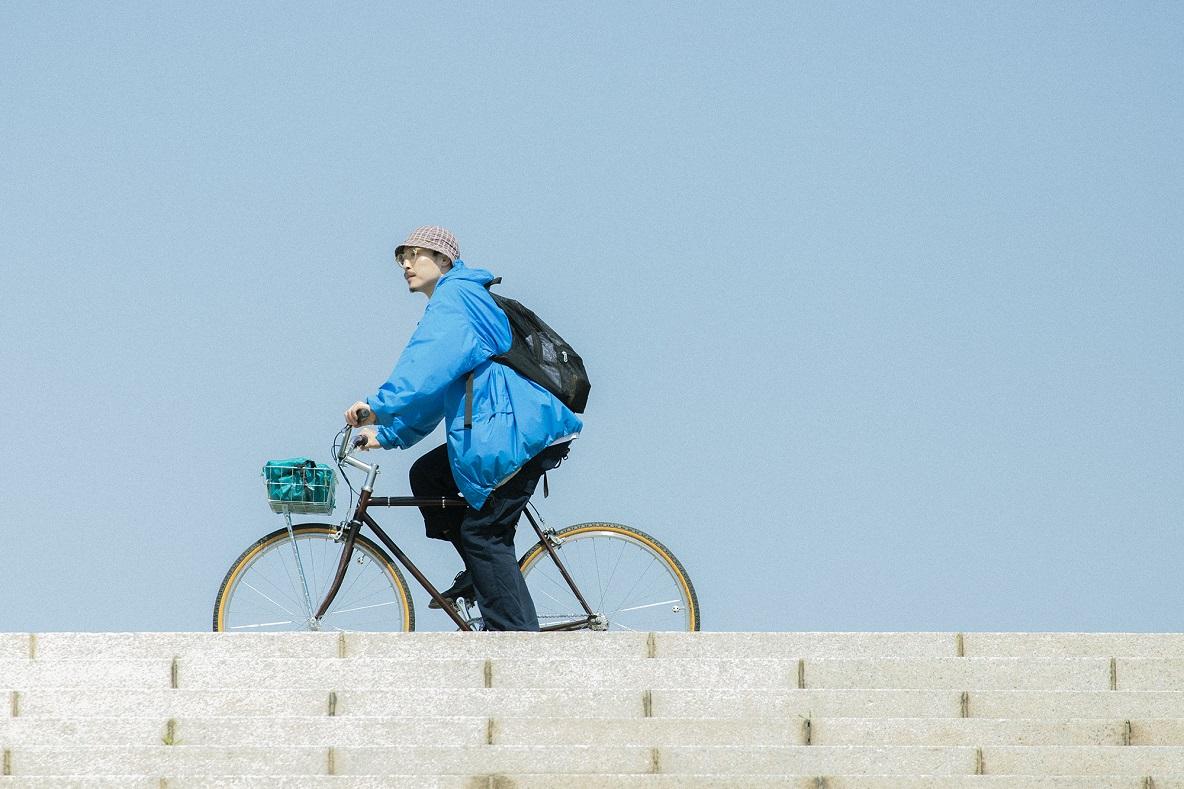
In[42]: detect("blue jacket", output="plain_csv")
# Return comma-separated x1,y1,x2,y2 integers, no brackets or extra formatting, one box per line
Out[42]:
366,260,583,509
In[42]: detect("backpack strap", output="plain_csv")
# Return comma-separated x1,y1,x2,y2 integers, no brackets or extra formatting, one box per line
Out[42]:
465,371,474,429
466,276,504,429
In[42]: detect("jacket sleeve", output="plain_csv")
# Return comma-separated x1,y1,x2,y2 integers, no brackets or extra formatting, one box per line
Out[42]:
366,287,496,450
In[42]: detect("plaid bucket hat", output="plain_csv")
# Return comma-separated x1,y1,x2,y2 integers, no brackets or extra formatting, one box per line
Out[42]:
396,226,460,263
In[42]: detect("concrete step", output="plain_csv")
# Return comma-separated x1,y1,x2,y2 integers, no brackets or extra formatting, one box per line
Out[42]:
3,688,640,719
5,744,1184,777
799,658,1111,691
961,633,1184,658
7,716,1184,747
11,686,1184,720
4,777,1184,789
7,632,1183,783
7,632,1184,662
8,657,1181,692
504,716,1184,747
2,633,651,661
807,717,1144,746
653,688,1184,720
661,632,1184,660
0,656,1002,693
485,657,1125,691
0,744,981,776
2,633,956,661
980,745,1184,774
9,778,1184,789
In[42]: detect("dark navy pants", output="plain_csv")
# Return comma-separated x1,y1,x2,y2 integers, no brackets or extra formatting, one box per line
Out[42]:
409,442,571,632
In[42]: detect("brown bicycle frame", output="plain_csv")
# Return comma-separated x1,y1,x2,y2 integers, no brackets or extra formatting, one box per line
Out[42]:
312,489,598,631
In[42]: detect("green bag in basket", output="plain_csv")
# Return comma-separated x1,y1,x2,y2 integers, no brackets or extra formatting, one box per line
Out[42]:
263,457,336,511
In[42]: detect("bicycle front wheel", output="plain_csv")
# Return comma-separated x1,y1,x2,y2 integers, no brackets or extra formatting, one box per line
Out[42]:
213,523,415,632
518,522,700,632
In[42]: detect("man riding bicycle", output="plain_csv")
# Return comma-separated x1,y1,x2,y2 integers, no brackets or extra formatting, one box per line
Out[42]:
344,226,582,631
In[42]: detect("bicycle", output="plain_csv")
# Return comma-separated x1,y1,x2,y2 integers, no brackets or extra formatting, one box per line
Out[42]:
212,421,700,633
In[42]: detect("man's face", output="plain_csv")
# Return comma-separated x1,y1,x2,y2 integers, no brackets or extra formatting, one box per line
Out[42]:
397,246,450,295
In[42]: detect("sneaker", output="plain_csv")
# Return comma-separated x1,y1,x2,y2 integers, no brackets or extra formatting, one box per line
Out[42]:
428,570,475,609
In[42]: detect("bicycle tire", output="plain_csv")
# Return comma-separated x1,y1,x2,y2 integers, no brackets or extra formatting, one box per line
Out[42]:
213,523,415,632
518,522,700,632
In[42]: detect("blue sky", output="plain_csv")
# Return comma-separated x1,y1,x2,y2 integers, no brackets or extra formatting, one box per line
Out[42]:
1,2,1181,632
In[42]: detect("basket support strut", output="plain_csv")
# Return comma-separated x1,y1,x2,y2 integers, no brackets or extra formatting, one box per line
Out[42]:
283,509,318,628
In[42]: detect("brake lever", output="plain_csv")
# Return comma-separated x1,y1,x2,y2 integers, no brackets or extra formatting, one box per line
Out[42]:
351,408,373,453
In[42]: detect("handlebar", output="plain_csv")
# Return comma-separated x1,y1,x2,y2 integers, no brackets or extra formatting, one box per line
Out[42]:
337,407,373,461
337,407,380,491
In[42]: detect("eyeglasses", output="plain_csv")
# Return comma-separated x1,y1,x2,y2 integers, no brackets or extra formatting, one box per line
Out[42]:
397,247,426,265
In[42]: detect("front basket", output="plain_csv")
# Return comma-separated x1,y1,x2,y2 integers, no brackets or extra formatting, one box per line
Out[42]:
262,459,337,515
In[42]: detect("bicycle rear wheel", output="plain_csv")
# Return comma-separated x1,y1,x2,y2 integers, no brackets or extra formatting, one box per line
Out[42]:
213,523,415,632
518,522,700,632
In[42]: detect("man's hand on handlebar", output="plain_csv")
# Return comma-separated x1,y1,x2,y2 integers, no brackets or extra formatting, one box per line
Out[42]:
355,427,381,451
345,402,377,427
340,403,380,455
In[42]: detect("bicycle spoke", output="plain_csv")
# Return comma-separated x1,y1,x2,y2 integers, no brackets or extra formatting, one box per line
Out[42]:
613,554,658,614
314,536,332,608
329,600,400,616
230,618,297,629
597,538,627,612
533,562,578,598
305,538,396,621
536,585,574,610
248,555,309,612
614,598,680,614
288,537,318,617
219,528,411,633
591,537,604,610
309,535,319,604
243,573,303,617
241,581,300,619
334,560,367,603
276,543,309,616
521,526,696,632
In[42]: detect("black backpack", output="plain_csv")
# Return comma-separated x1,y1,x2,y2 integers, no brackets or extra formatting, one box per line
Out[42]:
464,277,590,427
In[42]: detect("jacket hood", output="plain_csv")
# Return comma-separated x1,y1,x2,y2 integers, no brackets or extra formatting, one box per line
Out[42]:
439,259,495,287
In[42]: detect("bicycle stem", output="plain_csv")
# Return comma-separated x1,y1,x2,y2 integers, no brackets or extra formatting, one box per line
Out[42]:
341,454,380,492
